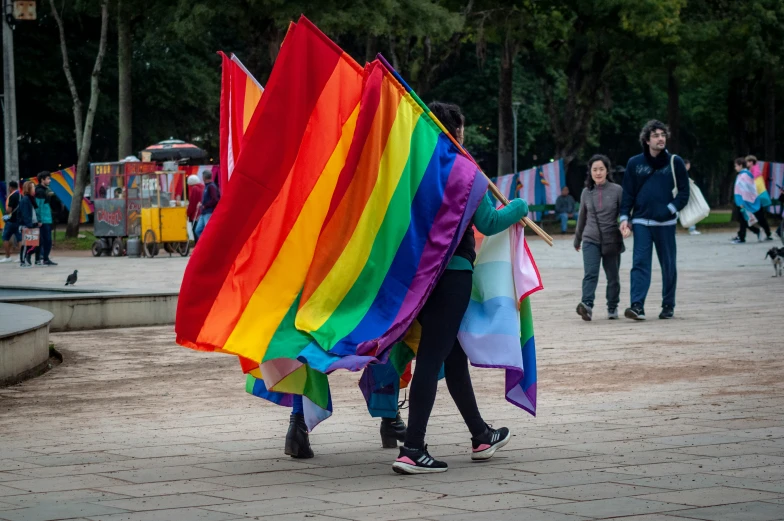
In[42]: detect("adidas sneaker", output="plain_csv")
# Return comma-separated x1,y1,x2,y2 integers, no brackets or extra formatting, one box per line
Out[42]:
392,445,448,474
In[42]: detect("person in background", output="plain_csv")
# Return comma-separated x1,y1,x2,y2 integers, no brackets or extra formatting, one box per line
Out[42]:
555,186,576,234
684,159,701,235
186,175,204,226
18,181,40,268
392,102,528,475
194,171,220,240
574,155,624,321
620,120,689,321
1,181,21,263
732,157,772,244
34,172,58,266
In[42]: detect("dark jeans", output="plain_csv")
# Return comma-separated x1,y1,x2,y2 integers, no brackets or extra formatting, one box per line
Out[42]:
581,242,621,310
35,224,52,262
630,224,677,309
405,270,486,449
738,209,771,241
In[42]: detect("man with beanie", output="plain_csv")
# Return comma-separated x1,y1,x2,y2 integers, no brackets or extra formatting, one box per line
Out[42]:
186,175,204,225
619,120,689,320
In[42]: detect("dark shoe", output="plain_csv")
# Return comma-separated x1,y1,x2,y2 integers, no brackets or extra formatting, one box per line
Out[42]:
731,237,745,244
393,445,448,474
659,305,674,319
284,413,313,459
765,236,774,241
608,308,619,320
624,303,646,321
380,413,407,448
576,302,592,322
471,425,511,461
34,260,42,266
44,260,58,266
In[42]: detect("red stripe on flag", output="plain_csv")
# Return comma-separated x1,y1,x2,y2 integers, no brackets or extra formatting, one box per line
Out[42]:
176,17,353,345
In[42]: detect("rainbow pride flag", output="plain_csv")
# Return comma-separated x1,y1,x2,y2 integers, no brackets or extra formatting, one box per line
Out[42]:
49,166,93,223
177,18,486,427
218,53,264,188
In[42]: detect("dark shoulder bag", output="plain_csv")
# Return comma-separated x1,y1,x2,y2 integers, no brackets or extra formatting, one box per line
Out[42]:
590,190,625,257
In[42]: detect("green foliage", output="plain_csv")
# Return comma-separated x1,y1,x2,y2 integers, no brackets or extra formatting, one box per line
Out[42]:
10,0,784,206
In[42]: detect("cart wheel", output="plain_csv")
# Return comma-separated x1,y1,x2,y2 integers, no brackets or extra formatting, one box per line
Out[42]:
111,238,124,257
91,240,103,257
175,241,190,257
143,230,159,258
163,242,175,255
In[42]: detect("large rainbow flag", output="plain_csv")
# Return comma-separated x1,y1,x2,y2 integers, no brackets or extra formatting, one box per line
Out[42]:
218,52,264,188
177,17,488,426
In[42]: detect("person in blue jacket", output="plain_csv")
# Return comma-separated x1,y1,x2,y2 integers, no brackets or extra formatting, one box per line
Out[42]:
17,181,41,268
619,120,689,321
392,102,529,475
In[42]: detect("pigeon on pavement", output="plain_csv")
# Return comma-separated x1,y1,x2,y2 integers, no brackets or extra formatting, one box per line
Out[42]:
65,270,78,286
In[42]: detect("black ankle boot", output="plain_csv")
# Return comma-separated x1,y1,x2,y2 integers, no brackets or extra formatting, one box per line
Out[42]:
380,413,407,448
285,413,314,458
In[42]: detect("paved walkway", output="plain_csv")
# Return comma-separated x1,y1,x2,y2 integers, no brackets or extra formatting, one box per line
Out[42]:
1,231,783,521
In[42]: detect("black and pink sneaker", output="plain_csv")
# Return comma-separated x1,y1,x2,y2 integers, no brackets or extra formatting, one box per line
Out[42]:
471,425,510,460
392,445,448,474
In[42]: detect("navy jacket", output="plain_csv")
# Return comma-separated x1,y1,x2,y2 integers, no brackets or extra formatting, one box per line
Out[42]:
201,183,220,216
18,195,38,228
620,148,689,224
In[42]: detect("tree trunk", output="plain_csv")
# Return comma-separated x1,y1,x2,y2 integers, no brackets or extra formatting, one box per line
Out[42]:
667,63,680,154
497,34,515,176
118,0,133,159
65,0,110,238
49,0,85,154
764,69,776,161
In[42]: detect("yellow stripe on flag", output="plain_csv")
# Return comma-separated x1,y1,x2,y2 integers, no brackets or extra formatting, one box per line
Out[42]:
221,104,360,362
296,98,419,332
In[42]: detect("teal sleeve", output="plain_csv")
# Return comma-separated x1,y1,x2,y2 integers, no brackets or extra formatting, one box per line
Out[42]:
473,193,528,236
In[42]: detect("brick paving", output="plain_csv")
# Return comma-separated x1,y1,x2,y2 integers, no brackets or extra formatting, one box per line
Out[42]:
1,231,783,520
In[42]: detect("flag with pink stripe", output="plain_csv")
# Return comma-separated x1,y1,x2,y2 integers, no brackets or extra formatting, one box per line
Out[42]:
458,224,542,415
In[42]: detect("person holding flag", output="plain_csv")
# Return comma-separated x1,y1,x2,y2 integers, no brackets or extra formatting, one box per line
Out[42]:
392,102,530,475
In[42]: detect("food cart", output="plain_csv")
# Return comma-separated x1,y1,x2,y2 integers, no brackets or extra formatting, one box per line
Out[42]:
138,171,190,258
90,161,157,256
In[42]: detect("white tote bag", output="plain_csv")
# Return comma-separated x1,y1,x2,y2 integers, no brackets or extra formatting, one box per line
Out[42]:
671,154,710,228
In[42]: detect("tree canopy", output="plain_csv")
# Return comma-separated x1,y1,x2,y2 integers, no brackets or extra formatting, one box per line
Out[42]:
8,0,784,205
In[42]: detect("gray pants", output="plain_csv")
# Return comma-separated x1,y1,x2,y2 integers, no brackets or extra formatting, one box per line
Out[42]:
581,242,621,310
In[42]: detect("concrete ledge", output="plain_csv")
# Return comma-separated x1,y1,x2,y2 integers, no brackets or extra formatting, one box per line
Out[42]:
0,303,54,386
0,291,178,332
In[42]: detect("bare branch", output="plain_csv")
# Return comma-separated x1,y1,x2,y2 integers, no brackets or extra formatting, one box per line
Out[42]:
49,0,84,154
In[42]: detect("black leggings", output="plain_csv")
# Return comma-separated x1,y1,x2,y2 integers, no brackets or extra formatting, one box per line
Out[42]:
738,209,771,241
405,270,486,449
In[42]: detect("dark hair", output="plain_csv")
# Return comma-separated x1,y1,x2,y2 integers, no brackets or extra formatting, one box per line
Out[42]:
683,158,691,165
735,157,747,169
428,102,464,137
639,120,670,147
9,180,18,189
745,155,757,165
36,171,51,182
203,171,213,182
585,154,613,189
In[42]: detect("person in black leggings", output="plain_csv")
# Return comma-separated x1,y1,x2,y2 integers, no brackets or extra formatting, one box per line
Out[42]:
392,102,529,475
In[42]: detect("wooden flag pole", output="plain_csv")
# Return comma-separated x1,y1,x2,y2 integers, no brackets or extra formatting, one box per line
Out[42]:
484,179,554,247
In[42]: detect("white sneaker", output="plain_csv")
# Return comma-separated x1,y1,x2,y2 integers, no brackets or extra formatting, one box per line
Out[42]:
0,257,13,263
689,230,701,235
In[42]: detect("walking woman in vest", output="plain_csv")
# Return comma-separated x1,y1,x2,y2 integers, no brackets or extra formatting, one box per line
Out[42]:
574,154,624,321
392,102,530,475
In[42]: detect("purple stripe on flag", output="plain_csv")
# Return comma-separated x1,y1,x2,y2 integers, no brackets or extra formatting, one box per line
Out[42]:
356,157,486,357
